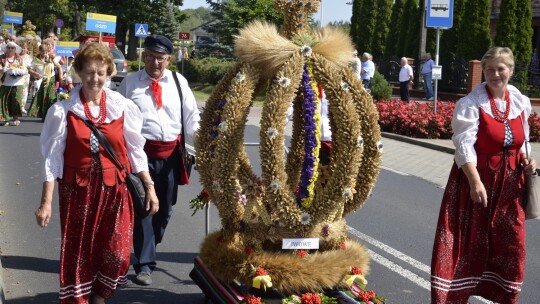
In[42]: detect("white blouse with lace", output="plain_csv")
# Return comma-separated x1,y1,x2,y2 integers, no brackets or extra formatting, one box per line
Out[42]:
452,82,532,168
40,86,148,182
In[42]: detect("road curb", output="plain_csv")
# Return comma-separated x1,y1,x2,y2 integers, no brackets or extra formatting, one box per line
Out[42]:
381,132,455,155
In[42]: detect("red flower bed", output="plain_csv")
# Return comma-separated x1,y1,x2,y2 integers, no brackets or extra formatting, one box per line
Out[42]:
376,99,540,142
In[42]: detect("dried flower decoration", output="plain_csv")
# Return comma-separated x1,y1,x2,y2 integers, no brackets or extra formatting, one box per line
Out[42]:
234,72,246,82
377,140,384,153
219,121,228,131
301,45,312,57
277,76,291,87
299,212,311,225
341,81,349,91
245,294,263,304
270,180,281,193
357,136,364,148
252,268,272,291
300,292,321,304
344,265,368,287
342,187,354,200
212,181,221,191
266,127,279,140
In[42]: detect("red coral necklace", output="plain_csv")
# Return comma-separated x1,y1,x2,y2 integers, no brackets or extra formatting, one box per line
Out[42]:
485,86,510,123
80,90,107,125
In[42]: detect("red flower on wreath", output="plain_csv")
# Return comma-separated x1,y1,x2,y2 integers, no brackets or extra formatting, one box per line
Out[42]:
351,266,363,275
244,294,263,304
297,250,308,258
357,290,376,302
340,242,347,250
245,246,255,255
300,292,322,304
255,268,267,276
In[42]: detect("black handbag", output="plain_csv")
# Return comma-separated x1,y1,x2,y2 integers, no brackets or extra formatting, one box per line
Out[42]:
172,71,196,184
82,120,149,218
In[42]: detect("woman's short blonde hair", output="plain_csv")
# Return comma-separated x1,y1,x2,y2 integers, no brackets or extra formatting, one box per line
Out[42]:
481,47,515,71
73,43,115,76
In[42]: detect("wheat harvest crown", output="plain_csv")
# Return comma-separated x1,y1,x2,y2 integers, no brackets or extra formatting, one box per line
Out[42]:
194,0,382,293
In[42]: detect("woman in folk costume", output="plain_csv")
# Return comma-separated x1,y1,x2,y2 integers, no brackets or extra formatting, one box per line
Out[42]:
16,37,33,114
431,47,537,304
28,43,62,121
34,42,159,304
0,41,28,126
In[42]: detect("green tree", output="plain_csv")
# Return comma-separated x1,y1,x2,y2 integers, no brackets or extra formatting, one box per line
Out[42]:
494,0,518,50
439,0,465,61
153,0,181,42
385,0,404,58
371,0,392,59
179,7,214,34
397,0,417,57
456,0,491,61
513,0,533,65
403,0,419,59
353,0,377,55
349,0,362,50
205,0,283,46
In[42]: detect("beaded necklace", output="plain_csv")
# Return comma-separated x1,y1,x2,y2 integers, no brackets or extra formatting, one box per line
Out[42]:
485,86,510,123
80,90,107,126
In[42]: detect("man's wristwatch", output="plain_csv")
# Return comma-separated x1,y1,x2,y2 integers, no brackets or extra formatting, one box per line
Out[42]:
144,180,155,188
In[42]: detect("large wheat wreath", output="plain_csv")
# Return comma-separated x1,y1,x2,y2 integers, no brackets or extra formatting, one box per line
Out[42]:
194,0,382,293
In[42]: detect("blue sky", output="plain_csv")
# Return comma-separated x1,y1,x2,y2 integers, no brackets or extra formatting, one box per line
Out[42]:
181,0,353,25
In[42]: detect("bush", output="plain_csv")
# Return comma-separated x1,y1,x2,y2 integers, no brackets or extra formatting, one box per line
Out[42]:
183,57,235,85
376,99,540,142
370,71,392,101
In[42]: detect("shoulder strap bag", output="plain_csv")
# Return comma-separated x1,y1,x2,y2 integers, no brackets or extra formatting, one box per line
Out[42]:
519,114,540,220
171,71,195,185
82,119,149,218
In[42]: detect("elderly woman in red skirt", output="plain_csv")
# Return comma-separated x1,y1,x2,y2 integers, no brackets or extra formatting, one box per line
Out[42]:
34,43,159,304
431,47,537,303
0,41,28,126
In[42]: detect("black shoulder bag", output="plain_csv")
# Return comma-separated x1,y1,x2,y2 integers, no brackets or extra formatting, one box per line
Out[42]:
171,72,195,185
82,120,149,218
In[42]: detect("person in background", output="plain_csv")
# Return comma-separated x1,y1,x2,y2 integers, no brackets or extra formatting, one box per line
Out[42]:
175,45,183,72
182,46,189,61
28,44,63,121
431,47,536,304
0,41,28,126
398,57,414,103
35,42,158,304
422,52,435,101
0,36,5,55
16,37,33,114
118,34,200,286
351,50,361,79
360,52,375,91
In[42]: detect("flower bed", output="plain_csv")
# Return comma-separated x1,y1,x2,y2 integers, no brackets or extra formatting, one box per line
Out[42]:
376,99,540,142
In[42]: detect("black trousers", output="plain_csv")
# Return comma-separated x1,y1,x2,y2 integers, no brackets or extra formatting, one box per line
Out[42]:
400,81,410,102
132,151,181,273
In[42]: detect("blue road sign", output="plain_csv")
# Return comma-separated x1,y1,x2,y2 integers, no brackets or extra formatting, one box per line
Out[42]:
135,24,149,37
86,13,117,34
56,42,80,57
3,11,23,25
426,0,454,28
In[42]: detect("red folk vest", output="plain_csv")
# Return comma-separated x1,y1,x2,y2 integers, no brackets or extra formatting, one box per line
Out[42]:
62,112,131,186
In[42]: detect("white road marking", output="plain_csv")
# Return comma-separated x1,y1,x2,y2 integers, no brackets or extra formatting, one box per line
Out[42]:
381,166,409,176
347,226,494,304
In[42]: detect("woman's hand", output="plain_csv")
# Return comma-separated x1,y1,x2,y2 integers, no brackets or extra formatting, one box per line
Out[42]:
145,186,159,215
36,181,54,227
522,157,537,175
469,180,488,208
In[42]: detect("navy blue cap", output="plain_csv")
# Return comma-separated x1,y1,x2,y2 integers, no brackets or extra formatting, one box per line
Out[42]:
144,34,174,54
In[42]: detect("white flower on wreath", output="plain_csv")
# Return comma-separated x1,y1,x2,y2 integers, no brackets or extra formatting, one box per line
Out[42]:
219,121,228,131
266,127,279,140
357,136,364,148
234,72,246,82
270,180,280,193
212,181,221,191
299,212,311,225
301,45,312,57
341,81,350,91
277,76,291,88
343,187,356,200
377,140,384,153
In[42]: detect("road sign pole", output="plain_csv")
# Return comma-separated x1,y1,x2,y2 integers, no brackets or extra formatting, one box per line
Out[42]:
434,28,440,113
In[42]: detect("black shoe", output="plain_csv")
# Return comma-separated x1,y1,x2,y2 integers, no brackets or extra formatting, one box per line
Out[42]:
133,272,152,285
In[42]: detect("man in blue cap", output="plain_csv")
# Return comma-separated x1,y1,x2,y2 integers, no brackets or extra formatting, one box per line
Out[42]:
118,34,200,286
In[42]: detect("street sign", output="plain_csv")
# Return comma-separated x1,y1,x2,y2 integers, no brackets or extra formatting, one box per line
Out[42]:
135,23,148,37
1,24,14,34
179,32,190,40
86,13,117,34
2,11,23,25
432,65,442,80
55,19,64,28
426,0,454,28
56,41,80,57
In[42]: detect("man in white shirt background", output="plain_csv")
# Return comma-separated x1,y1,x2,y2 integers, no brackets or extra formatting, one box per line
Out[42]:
360,52,375,91
422,53,434,101
399,57,414,103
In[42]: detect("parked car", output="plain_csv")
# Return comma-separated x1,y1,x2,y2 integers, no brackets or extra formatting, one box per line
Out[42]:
109,47,128,90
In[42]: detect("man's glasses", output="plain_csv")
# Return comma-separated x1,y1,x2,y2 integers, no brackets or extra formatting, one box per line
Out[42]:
144,54,169,63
